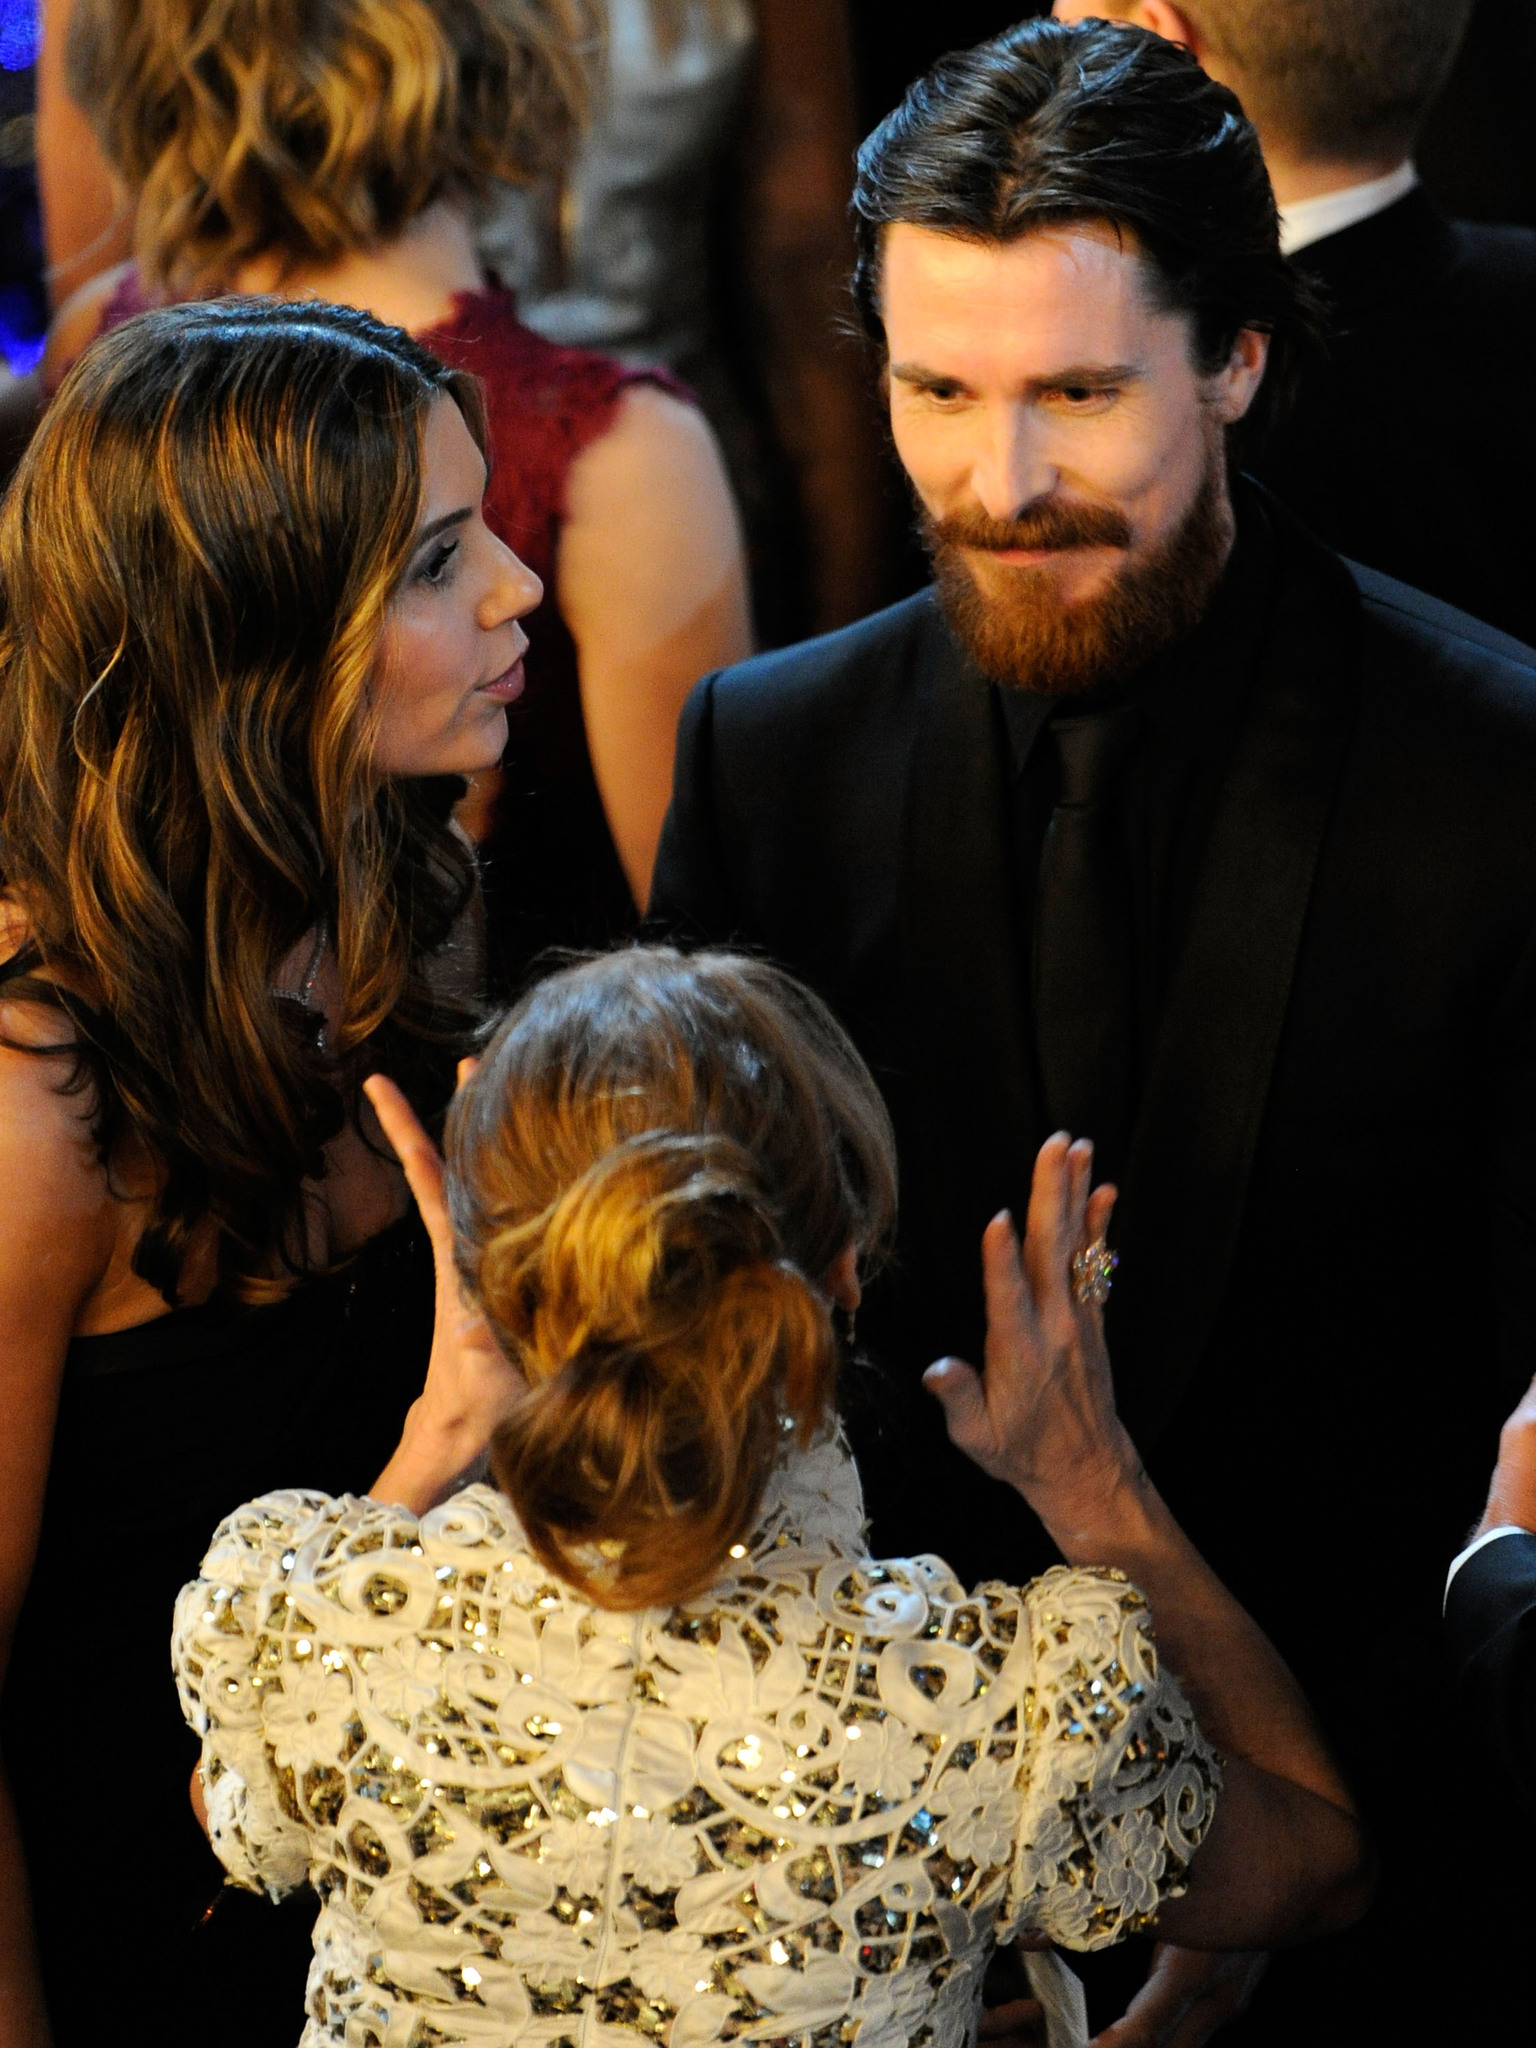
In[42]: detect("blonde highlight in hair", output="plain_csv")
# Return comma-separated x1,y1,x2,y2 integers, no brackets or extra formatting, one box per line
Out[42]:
445,948,897,1609
67,0,599,294
488,1132,835,1608
0,298,486,1303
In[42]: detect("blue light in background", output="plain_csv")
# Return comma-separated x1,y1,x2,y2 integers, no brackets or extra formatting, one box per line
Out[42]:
0,288,43,372
0,2,39,74
0,2,43,370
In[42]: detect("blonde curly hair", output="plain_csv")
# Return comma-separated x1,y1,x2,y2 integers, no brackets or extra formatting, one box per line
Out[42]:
67,0,598,293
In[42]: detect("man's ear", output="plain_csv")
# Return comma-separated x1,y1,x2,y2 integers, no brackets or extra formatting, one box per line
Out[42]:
1138,2,1205,55
1054,1,1208,60
1211,328,1271,426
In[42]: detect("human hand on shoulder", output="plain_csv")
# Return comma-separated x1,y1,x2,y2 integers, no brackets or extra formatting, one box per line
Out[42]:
924,1133,1143,1542
363,1069,526,1513
1477,1373,1536,1539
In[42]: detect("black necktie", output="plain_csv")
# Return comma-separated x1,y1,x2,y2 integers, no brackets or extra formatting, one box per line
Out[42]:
1032,706,1143,1175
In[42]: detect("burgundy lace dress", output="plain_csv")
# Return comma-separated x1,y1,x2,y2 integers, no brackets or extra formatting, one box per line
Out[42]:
95,276,685,994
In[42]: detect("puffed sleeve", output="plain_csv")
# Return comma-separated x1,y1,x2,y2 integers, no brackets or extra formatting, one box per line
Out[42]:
171,1489,337,1900
999,1565,1222,1951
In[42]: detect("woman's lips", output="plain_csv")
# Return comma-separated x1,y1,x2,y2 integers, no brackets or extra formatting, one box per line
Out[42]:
477,659,525,705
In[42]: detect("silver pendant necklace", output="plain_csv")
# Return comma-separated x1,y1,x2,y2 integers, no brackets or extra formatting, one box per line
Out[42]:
270,921,330,1052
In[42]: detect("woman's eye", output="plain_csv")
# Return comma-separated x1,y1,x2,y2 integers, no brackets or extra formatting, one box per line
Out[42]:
418,539,459,587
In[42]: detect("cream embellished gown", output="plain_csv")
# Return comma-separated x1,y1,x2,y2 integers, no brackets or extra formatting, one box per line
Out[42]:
173,1435,1220,2046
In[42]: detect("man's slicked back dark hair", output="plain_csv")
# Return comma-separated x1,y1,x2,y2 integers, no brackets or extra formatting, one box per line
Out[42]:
850,17,1321,449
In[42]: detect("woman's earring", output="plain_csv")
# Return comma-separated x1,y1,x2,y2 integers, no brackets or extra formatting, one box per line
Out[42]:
841,1303,857,1354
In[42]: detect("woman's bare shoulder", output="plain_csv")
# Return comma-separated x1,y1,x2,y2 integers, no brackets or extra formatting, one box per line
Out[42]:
0,1022,99,1194
0,901,105,1217
0,952,121,1611
0,1066,118,1382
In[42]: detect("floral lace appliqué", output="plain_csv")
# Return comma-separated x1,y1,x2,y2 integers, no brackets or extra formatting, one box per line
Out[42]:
173,1437,1220,2046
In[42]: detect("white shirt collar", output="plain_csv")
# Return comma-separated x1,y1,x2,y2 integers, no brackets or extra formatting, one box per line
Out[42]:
1278,162,1419,257
1444,1523,1534,1608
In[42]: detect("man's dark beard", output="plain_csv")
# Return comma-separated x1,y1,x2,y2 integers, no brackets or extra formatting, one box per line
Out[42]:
924,454,1232,695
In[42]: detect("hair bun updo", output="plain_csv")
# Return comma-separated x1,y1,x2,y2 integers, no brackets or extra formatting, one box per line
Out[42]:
447,947,896,1610
485,1129,837,1609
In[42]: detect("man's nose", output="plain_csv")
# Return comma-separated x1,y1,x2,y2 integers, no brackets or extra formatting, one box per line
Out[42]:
969,405,1055,524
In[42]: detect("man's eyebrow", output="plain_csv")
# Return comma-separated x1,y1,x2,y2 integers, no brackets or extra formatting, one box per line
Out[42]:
888,360,1142,390
889,360,963,387
1027,363,1141,390
410,506,473,552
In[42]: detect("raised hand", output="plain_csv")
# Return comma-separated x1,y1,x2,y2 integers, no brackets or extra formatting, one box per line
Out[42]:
363,1067,526,1512
923,1132,1137,1528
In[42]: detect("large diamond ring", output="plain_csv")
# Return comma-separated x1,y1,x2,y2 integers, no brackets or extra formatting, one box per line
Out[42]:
1071,1238,1119,1306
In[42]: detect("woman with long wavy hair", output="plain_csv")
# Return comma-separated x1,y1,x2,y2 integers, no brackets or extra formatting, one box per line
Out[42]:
47,0,753,988
0,297,539,2043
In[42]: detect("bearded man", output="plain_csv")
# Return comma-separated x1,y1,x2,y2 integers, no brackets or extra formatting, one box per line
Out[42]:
648,18,1536,2045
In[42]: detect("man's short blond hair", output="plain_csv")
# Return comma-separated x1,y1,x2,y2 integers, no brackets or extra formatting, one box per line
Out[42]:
1181,0,1473,161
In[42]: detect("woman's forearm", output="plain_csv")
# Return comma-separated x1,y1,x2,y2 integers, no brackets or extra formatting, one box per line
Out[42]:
1034,1460,1373,1942
0,1765,51,2046
1030,1456,1355,1816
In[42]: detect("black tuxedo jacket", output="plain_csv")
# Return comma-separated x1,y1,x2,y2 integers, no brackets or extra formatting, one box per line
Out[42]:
1446,1530,1536,1819
1253,188,1536,645
650,497,1536,2036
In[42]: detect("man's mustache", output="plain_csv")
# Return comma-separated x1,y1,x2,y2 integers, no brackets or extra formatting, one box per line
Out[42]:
926,498,1134,555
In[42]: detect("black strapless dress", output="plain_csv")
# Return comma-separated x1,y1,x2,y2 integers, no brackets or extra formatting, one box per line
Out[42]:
0,1212,434,2046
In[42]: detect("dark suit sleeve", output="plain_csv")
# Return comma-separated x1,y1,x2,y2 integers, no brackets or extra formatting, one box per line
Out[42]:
1493,914,1536,1402
646,673,740,941
1445,1530,1536,1818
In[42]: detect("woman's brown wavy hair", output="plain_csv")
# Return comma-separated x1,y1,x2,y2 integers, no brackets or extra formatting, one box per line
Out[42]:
446,947,898,1610
0,297,487,1304
67,0,597,295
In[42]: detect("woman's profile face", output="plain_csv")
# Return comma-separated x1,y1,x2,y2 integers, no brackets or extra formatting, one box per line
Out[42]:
372,397,542,777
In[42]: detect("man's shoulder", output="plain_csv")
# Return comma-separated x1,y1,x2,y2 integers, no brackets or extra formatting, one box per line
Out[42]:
1445,1528,1536,1656
1436,219,1536,354
1347,558,1536,694
1307,198,1536,338
704,589,945,723
1448,215,1536,289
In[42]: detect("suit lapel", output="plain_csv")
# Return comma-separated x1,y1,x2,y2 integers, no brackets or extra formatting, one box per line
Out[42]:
898,603,1047,1240
1111,517,1362,1445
